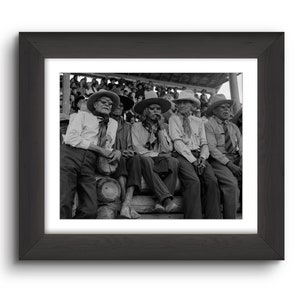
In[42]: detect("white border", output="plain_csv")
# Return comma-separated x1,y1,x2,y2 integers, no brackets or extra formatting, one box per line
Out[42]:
45,59,257,234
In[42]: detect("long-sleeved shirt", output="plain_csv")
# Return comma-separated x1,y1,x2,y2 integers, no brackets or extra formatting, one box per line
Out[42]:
64,111,118,150
168,114,209,163
113,118,133,151
204,115,242,165
131,122,173,157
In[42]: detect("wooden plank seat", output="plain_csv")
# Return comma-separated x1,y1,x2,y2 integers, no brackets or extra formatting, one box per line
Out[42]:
95,175,184,219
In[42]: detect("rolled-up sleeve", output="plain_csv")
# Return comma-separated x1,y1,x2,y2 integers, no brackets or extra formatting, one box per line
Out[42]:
64,113,91,149
199,123,209,160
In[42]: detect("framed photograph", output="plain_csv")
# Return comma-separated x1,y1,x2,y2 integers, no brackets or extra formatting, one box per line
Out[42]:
19,32,284,260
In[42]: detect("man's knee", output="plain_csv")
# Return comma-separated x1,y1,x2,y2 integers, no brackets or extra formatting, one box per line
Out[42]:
140,156,154,167
225,176,239,193
167,157,179,171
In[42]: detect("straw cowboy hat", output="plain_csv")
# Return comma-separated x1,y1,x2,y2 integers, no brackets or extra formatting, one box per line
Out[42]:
87,89,120,113
206,94,233,116
133,91,171,115
172,90,201,107
110,87,134,111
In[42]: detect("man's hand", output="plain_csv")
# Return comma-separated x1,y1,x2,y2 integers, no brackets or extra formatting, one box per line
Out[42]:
192,158,206,176
122,149,135,158
108,150,122,163
158,152,171,158
227,161,242,177
156,114,164,130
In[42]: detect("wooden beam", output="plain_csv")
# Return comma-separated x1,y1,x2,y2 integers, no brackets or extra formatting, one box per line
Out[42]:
62,73,70,115
229,73,241,114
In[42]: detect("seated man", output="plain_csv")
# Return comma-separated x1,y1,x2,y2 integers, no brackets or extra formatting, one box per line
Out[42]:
110,88,142,219
169,90,221,219
131,91,179,213
204,94,242,219
60,90,120,219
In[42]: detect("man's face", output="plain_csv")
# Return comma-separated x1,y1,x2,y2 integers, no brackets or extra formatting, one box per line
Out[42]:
176,100,193,115
213,103,232,121
94,96,113,115
146,104,162,121
112,102,124,117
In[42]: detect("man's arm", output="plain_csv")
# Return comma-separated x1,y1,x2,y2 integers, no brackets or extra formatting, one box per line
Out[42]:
64,113,92,149
199,122,209,160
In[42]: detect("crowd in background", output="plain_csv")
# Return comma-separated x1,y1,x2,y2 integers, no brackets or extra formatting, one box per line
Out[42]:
66,74,210,120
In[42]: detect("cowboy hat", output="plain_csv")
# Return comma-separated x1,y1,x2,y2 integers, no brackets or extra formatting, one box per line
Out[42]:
110,87,134,111
172,90,200,107
87,89,120,113
206,94,233,116
133,91,171,115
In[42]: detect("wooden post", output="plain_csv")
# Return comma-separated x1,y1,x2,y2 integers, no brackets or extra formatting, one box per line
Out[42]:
229,73,241,114
62,73,70,115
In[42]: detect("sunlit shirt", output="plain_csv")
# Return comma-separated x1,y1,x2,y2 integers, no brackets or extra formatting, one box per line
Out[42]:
204,115,242,165
64,111,118,150
168,114,209,163
131,122,173,157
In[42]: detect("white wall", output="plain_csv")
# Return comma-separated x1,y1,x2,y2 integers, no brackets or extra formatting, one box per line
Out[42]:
0,1,297,299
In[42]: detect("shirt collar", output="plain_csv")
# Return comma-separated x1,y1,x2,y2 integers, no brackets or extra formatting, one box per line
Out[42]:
213,115,228,125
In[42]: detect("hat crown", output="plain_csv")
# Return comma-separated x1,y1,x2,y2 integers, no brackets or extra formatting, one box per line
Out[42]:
208,94,229,106
173,89,200,107
178,89,195,100
110,87,123,96
144,90,158,100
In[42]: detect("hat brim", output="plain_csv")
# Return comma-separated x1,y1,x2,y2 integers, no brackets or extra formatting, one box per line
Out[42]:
87,90,120,114
173,98,200,108
119,95,134,111
206,100,232,116
133,98,171,115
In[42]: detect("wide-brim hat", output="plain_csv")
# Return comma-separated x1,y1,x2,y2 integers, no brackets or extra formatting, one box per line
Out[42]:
87,89,120,114
206,94,233,116
110,87,134,111
172,90,201,108
133,91,171,115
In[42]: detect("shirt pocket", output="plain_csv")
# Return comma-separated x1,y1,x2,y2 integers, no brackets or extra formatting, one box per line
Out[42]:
214,133,224,146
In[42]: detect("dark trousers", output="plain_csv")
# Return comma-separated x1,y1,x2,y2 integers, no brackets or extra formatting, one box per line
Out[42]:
60,144,98,219
140,156,179,203
209,159,240,219
173,154,221,219
112,154,142,191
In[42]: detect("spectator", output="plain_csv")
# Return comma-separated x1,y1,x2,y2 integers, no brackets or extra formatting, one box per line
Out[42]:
135,82,145,99
61,90,120,219
85,82,94,96
110,88,142,219
131,91,179,213
78,78,87,96
169,90,221,219
204,94,242,219
70,75,79,87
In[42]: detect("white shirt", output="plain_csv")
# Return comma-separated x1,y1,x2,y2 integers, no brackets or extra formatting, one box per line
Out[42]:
169,114,209,163
64,111,118,150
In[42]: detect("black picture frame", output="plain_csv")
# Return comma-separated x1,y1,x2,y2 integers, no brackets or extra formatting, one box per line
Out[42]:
19,32,284,260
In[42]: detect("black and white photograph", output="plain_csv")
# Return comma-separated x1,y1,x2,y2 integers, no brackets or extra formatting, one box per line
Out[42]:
60,72,243,220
